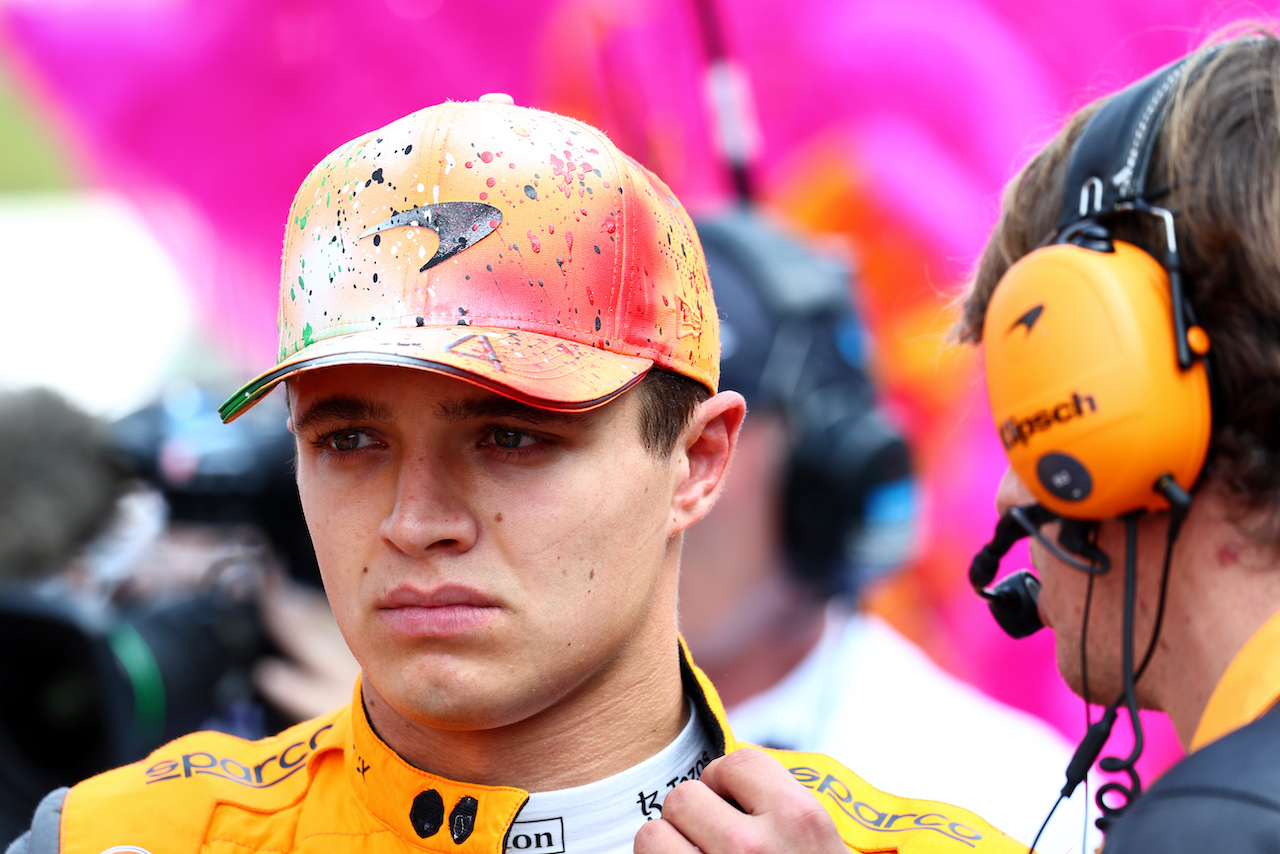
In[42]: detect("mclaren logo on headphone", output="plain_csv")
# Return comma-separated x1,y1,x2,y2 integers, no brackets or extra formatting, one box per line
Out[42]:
1007,304,1045,336
361,201,502,272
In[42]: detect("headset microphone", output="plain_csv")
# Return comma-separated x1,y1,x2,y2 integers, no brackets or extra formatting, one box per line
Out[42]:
982,571,1043,640
970,504,1115,639
969,507,1048,639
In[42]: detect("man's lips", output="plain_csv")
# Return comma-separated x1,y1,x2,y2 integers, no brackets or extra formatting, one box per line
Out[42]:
376,585,500,637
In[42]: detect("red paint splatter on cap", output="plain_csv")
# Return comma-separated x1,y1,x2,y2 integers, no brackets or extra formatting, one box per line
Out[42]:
479,151,494,163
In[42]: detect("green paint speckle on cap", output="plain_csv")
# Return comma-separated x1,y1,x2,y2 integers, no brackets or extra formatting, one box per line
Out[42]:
298,214,308,230
302,322,315,347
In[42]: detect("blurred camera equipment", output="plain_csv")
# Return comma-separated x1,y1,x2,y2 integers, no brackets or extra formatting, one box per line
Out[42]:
0,385,306,843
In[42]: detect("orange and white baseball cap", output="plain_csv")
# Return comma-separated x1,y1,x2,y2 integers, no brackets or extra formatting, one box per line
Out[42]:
219,94,718,423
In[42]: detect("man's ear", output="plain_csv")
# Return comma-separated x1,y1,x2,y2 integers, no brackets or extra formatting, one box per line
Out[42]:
669,390,747,536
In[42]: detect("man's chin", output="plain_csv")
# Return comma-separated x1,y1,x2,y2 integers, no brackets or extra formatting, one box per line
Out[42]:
1036,596,1052,630
1056,643,1101,703
388,688,548,734
1057,662,1127,707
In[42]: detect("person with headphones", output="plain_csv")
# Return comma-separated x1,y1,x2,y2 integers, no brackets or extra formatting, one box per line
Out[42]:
680,207,1093,853
961,30,1280,851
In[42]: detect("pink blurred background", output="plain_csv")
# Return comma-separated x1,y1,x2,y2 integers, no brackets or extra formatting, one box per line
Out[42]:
4,0,1276,786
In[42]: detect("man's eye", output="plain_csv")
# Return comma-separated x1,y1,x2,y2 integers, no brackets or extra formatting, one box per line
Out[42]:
493,428,527,449
330,431,365,451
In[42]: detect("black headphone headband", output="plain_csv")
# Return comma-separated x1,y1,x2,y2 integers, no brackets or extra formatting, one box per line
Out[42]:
1057,57,1191,231
1059,44,1230,233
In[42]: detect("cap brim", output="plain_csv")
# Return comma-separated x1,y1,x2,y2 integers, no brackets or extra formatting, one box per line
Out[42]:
218,325,653,423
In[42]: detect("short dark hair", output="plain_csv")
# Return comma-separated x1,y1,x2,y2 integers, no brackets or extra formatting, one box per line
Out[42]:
961,31,1280,538
633,368,712,457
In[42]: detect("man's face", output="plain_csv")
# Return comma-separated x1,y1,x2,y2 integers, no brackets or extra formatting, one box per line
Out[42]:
995,468,1169,706
288,365,685,732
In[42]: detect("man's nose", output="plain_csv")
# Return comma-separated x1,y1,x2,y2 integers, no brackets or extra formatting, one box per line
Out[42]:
380,456,479,557
995,466,1036,517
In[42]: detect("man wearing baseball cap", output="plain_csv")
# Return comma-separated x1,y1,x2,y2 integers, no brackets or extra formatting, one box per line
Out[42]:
9,96,1027,854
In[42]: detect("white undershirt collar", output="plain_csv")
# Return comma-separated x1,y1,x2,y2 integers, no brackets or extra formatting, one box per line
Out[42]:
505,702,714,853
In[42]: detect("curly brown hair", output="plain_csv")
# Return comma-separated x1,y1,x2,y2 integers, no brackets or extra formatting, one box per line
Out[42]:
960,31,1280,535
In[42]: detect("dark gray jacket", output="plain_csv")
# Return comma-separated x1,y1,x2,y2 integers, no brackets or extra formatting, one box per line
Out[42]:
1103,704,1280,852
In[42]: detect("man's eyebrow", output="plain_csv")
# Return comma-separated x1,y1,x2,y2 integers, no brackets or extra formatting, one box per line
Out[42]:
292,396,393,433
433,396,585,426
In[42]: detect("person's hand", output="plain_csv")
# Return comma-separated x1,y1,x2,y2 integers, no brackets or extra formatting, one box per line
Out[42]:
253,576,360,721
633,748,848,853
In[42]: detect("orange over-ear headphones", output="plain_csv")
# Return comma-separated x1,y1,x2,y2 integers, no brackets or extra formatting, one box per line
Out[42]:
982,53,1216,521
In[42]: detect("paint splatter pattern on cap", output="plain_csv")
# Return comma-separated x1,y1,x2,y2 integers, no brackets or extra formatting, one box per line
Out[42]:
220,99,717,421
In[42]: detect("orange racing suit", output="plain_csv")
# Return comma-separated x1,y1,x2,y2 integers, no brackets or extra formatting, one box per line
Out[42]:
11,645,1033,853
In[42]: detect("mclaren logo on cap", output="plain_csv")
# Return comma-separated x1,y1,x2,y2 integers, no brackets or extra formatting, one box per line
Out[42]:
361,201,502,272
1008,304,1045,336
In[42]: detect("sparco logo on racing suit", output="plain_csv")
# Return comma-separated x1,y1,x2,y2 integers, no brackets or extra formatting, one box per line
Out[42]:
790,766,984,848
143,724,332,788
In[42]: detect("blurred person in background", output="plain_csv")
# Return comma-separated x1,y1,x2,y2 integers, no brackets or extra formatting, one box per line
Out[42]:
0,388,128,586
961,29,1280,852
0,385,308,848
0,386,138,843
680,207,1093,853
